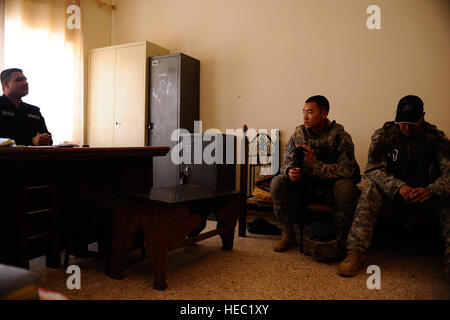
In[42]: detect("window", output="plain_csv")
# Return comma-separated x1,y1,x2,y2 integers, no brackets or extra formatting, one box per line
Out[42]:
0,0,5,75
1,0,83,145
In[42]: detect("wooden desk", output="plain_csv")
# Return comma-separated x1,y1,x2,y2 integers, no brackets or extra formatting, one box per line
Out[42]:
111,185,240,290
0,146,169,269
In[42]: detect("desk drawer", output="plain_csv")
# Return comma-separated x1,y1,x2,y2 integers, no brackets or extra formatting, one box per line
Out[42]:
25,186,52,212
26,210,53,237
22,166,51,187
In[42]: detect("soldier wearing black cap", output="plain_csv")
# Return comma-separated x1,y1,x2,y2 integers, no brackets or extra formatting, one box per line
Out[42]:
0,68,52,146
338,95,450,282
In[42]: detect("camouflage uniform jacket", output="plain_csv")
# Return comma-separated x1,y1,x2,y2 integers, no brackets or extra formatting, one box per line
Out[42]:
280,120,361,183
364,121,450,200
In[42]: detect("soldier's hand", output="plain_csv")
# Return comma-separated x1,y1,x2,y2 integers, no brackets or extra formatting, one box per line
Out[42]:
302,145,314,168
399,184,415,204
410,187,432,203
32,132,52,146
288,167,301,182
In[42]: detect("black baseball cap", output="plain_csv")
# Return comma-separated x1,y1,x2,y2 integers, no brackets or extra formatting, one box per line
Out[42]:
395,95,424,125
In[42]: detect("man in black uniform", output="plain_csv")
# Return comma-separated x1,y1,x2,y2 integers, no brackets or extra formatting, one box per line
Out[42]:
0,68,52,146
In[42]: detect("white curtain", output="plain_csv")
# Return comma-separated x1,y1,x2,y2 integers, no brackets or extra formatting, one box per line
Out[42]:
0,0,5,71
2,0,84,145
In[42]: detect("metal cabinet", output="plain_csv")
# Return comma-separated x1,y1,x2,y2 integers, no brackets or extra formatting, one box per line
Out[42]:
180,134,236,190
149,53,200,187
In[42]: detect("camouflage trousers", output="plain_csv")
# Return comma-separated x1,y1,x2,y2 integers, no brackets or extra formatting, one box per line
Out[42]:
270,174,358,239
347,179,450,265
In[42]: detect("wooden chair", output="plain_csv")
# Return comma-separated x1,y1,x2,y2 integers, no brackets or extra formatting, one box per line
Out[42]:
238,124,280,237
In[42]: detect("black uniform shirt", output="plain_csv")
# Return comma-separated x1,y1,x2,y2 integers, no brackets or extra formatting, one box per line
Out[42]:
0,94,51,146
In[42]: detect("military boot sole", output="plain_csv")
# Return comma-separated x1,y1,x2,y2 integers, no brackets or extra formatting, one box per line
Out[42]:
338,269,361,277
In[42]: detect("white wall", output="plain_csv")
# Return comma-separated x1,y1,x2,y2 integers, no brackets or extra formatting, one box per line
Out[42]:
110,0,450,168
82,0,113,142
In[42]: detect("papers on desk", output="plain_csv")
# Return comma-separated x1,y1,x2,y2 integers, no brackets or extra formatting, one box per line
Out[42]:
18,143,80,148
0,138,15,147
53,143,79,148
1,137,79,148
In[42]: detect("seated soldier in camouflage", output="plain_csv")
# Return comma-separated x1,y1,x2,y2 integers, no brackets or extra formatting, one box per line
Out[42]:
270,95,361,252
339,95,450,281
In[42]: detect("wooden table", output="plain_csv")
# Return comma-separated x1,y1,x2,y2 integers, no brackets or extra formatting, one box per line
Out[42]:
109,185,240,290
0,146,169,269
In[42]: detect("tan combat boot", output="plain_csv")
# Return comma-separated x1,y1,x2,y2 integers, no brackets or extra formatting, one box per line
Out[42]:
338,250,367,277
273,225,296,252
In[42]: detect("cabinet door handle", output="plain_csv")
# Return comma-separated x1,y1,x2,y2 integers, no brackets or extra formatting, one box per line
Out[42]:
115,120,121,128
